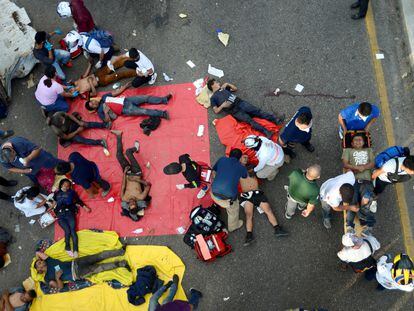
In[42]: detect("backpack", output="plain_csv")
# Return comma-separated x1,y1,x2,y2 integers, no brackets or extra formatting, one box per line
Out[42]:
140,116,161,136
375,146,410,168
387,158,411,183
194,232,232,262
83,30,113,49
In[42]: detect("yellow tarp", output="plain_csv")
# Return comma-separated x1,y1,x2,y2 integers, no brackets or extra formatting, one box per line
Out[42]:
30,230,187,310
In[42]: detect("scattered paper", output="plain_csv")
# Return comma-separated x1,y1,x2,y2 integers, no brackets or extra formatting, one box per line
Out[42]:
132,30,137,37
163,73,173,81
107,197,115,203
223,297,230,301
256,206,264,214
179,13,187,18
146,161,151,168
273,88,280,95
29,219,36,225
208,64,224,78
14,224,20,233
217,32,230,47
18,246,22,250
132,228,143,234
376,53,384,60
295,84,304,92
186,60,196,68
176,226,186,234
197,125,204,137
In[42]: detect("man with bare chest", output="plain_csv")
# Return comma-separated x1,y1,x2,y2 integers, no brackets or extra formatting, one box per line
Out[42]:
1,288,36,311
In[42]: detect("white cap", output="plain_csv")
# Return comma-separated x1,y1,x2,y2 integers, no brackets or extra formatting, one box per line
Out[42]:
64,30,82,53
342,233,363,247
244,135,259,148
57,2,71,18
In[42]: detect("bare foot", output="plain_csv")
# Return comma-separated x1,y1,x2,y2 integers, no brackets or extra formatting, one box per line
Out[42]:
111,130,122,136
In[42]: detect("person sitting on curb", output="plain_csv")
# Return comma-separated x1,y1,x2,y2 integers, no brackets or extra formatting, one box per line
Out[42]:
243,135,284,181
278,106,314,161
371,155,414,195
210,149,248,232
111,131,151,221
85,83,171,122
239,155,288,246
319,171,359,229
338,102,380,139
207,79,284,138
1,287,37,311
337,233,380,281
163,154,210,199
284,165,320,220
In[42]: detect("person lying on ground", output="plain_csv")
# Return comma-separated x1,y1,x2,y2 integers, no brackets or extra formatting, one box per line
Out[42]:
47,111,109,154
57,1,96,33
284,165,320,220
34,248,128,290
278,106,314,161
0,176,17,202
207,79,284,138
50,179,91,258
35,66,77,115
110,48,158,87
0,287,36,311
342,133,375,182
338,102,380,139
111,131,151,221
55,152,111,198
371,155,414,195
163,154,210,199
239,155,288,246
0,137,59,184
243,135,284,181
375,253,414,292
14,186,50,217
319,171,359,230
33,31,72,81
85,83,171,121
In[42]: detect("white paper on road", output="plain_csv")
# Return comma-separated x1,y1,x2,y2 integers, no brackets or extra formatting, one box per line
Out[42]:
376,53,384,59
186,60,196,68
256,206,264,214
132,228,143,234
208,64,224,78
295,84,304,92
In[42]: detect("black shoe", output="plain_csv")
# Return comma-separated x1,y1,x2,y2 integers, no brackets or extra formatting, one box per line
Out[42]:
189,288,203,298
350,2,360,9
165,280,173,289
244,233,255,246
274,226,289,237
166,94,173,102
5,179,18,187
288,150,297,159
163,111,170,120
351,14,365,20
1,130,14,140
303,142,315,153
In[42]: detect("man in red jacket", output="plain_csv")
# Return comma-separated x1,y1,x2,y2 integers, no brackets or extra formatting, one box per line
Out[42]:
57,1,95,33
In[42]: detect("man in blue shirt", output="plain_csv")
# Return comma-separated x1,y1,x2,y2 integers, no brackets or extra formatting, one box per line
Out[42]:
0,137,59,183
278,106,314,160
207,79,284,139
338,102,380,138
55,152,111,198
211,148,248,232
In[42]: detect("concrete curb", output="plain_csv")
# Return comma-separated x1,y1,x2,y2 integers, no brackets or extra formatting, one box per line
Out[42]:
400,0,414,68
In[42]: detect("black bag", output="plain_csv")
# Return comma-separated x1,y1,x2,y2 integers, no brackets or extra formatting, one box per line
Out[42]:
387,159,411,183
139,116,161,136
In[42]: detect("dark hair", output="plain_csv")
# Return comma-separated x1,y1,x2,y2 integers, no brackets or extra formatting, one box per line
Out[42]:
44,66,56,88
35,31,47,44
358,102,372,116
296,112,312,125
339,183,355,204
128,48,139,60
403,155,414,171
85,101,96,111
27,289,37,299
229,148,243,160
207,79,216,92
50,113,65,128
351,133,365,141
163,162,182,175
0,256,5,268
58,178,72,190
15,186,41,203
0,147,15,163
55,162,72,175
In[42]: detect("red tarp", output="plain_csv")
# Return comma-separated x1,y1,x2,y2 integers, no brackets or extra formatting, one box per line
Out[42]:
56,83,211,238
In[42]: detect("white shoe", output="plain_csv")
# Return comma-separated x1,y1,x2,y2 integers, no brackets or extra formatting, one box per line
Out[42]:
197,188,207,199
369,201,377,213
149,73,157,85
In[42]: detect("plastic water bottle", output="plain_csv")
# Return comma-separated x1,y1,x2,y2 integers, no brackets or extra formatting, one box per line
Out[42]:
197,125,204,137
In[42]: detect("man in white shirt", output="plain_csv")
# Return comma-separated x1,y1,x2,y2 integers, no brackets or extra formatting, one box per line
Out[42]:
243,135,284,181
375,253,414,292
372,155,414,195
319,171,359,229
79,33,114,69
120,48,157,87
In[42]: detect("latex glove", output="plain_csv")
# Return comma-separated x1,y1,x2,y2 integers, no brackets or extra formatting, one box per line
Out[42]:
107,61,115,72
95,61,102,69
44,41,53,51
54,28,63,35
176,184,185,190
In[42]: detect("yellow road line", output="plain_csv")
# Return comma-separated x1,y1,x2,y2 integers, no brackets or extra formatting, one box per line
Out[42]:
365,4,414,257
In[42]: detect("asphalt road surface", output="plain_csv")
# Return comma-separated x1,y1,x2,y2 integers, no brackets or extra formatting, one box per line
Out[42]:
1,0,414,310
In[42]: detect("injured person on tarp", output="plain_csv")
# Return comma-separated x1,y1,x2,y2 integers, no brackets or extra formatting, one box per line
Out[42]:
111,130,151,221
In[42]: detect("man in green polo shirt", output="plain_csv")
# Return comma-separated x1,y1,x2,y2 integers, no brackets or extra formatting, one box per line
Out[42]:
285,164,321,219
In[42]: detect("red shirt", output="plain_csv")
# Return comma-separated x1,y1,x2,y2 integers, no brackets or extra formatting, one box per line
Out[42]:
71,0,95,33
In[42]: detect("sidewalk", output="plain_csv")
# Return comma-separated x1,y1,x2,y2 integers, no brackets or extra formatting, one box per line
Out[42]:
400,0,414,67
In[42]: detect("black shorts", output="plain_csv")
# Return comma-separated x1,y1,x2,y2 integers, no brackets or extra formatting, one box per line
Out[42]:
239,190,268,208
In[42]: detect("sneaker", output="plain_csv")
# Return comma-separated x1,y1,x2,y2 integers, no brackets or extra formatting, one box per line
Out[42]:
244,233,255,247
229,220,243,232
163,111,170,120
196,188,207,199
285,210,292,220
134,141,140,152
274,226,289,237
346,226,355,234
111,130,122,136
323,218,332,229
369,201,377,213
66,250,74,257
172,274,179,286
100,139,108,150
0,130,14,139
297,204,306,211
73,251,79,258
166,94,173,101
105,121,112,129
303,142,315,153
148,73,157,85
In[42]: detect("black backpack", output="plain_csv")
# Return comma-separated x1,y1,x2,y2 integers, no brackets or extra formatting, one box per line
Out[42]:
387,158,411,183
140,116,161,136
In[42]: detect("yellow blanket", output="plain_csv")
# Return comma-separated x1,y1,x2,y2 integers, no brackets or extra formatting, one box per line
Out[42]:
30,230,187,310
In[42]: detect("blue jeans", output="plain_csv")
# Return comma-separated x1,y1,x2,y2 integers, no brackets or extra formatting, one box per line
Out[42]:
92,163,110,191
63,121,106,146
188,290,202,309
321,200,332,220
57,211,78,252
52,49,71,80
41,94,69,113
122,96,168,117
148,282,178,311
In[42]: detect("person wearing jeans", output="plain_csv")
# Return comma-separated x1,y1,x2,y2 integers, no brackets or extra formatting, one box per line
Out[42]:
52,49,71,81
0,176,17,202
149,275,179,311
